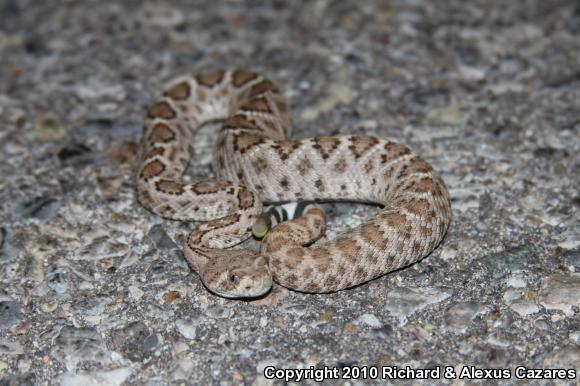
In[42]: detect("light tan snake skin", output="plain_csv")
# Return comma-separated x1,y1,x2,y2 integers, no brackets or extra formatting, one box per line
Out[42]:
136,70,451,298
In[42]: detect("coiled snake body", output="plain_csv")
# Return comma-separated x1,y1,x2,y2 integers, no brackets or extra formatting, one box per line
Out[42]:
136,70,451,298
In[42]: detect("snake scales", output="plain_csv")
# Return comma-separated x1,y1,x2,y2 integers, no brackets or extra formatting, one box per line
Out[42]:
136,70,451,298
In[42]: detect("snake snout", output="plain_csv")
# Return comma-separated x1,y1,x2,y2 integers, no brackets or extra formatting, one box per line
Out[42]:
205,253,272,299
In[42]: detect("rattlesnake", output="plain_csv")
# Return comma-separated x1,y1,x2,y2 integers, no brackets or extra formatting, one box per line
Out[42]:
136,70,451,298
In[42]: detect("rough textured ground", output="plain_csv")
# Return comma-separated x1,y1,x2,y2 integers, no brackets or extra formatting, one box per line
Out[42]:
1,0,579,385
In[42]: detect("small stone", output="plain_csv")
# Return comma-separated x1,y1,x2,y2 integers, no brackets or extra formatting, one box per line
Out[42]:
128,285,144,300
206,305,233,319
0,301,23,330
164,291,182,304
505,273,527,288
255,358,278,374
71,297,112,317
423,105,461,126
51,326,110,371
561,249,580,271
480,244,536,273
355,313,382,328
35,113,65,140
320,310,334,321
175,318,198,340
58,367,132,386
458,65,486,80
0,339,24,355
507,298,540,317
301,82,358,121
57,143,94,167
46,268,69,294
0,227,25,263
541,346,580,370
538,273,580,317
148,225,178,250
110,141,137,168
109,322,150,362
384,286,452,324
97,175,124,199
143,332,161,351
343,323,357,334
443,302,484,333
39,300,59,313
11,196,60,221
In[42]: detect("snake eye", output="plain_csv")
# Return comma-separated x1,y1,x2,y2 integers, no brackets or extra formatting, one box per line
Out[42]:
230,273,239,284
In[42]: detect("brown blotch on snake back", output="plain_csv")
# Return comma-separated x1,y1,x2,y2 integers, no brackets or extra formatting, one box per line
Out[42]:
223,114,256,130
248,79,279,97
384,212,408,228
355,267,366,281
251,157,270,174
272,141,301,161
286,247,306,260
163,82,191,100
313,136,341,159
208,213,241,230
359,224,386,247
191,180,231,194
195,70,225,87
323,275,339,289
405,198,430,215
241,97,272,113
304,282,321,292
348,136,379,158
233,132,265,153
381,142,411,164
335,237,362,257
285,273,298,285
140,159,166,180
148,101,177,119
146,147,165,158
412,177,434,193
232,70,258,87
311,247,331,262
149,123,176,143
156,179,185,195
236,187,255,210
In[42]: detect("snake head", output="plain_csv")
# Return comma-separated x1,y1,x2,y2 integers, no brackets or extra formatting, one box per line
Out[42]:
201,252,272,299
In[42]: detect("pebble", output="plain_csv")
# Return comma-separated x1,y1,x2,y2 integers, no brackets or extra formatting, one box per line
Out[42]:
538,273,580,317
148,224,178,250
443,302,484,333
383,287,452,324
355,313,382,328
128,285,144,300
0,301,23,330
255,358,278,374
175,318,198,340
479,244,536,273
108,322,150,362
58,367,132,386
51,327,110,371
0,339,24,355
11,196,60,221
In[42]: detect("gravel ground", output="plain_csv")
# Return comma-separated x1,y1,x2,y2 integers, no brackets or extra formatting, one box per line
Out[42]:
1,0,579,385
